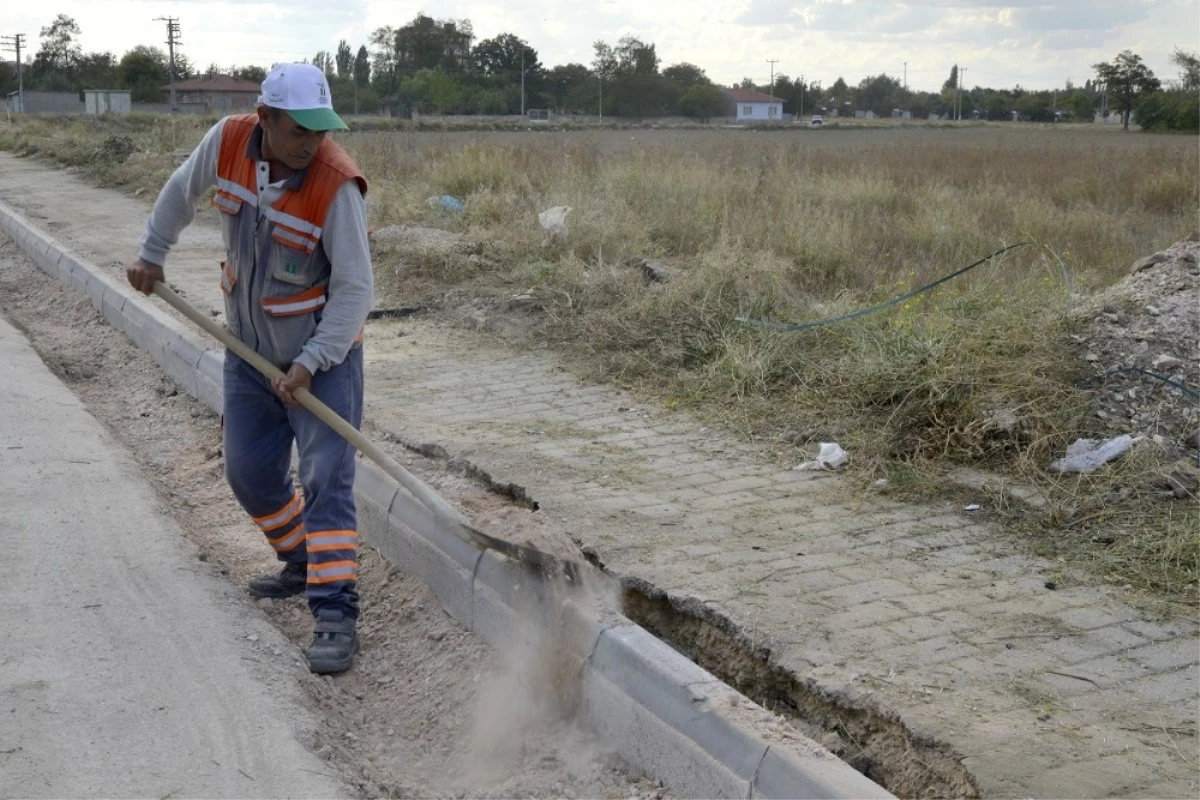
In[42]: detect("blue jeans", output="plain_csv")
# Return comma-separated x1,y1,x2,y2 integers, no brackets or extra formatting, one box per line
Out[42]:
222,347,363,618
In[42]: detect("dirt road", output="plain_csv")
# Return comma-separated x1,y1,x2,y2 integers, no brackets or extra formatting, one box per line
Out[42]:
0,236,668,798
1,150,1197,798
0,310,347,798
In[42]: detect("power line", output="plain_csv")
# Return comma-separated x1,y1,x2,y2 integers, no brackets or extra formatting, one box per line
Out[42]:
1,32,25,112
155,17,182,112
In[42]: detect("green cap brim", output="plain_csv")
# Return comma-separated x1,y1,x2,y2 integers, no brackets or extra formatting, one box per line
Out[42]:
285,107,348,131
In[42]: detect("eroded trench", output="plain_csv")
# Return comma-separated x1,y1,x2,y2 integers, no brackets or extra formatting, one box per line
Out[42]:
621,584,980,800
379,435,981,800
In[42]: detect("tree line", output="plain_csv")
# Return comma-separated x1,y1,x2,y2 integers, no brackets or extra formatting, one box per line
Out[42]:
1,13,1195,132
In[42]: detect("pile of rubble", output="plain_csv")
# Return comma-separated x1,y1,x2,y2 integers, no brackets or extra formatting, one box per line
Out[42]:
1073,235,1199,448
1067,235,1199,496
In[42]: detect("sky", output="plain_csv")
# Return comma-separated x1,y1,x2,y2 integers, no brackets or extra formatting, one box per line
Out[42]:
4,0,1198,92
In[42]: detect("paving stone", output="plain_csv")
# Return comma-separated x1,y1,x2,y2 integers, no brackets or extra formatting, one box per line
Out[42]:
1127,665,1200,705
1056,604,1141,631
1123,636,1200,671
1121,618,1192,642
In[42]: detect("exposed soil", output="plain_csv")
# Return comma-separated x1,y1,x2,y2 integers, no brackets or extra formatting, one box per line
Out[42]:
1074,235,1200,449
623,586,979,799
0,236,666,800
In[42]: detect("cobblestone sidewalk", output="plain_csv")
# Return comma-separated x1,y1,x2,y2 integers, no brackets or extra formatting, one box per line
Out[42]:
364,322,1198,799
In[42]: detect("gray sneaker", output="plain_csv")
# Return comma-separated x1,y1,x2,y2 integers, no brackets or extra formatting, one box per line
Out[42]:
247,563,307,599
306,609,357,674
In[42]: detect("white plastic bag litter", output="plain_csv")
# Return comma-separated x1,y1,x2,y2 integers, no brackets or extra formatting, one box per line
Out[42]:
538,205,572,239
1050,434,1142,474
794,442,849,471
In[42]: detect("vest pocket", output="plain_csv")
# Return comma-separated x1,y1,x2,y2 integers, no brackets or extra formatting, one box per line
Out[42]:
261,286,325,365
269,240,320,287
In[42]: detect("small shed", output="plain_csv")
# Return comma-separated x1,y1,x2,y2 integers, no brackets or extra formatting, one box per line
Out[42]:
85,90,132,116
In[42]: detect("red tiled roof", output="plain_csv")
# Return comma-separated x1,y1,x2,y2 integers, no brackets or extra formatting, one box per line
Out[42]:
726,88,779,103
167,75,261,93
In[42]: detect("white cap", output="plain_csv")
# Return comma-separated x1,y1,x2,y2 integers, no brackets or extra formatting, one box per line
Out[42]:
259,63,347,131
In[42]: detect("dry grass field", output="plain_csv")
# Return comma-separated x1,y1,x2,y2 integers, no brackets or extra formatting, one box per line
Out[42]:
2,115,1197,601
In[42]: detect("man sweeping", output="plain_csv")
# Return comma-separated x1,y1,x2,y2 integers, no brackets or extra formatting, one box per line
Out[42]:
127,63,372,674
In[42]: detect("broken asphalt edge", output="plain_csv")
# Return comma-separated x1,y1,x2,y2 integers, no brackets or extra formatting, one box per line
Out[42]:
0,202,891,800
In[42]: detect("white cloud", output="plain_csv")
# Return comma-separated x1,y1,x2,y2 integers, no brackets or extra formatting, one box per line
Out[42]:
4,0,1195,92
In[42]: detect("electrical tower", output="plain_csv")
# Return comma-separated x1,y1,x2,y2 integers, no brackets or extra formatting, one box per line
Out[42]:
156,17,182,111
1,32,25,112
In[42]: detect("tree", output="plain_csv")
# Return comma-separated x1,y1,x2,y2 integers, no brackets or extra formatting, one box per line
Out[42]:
427,69,464,112
592,37,671,116
369,26,399,97
30,14,82,90
336,40,353,78
77,52,118,90
312,50,335,78
118,46,168,102
393,14,474,74
614,36,658,75
942,64,958,94
353,45,371,87
231,65,267,83
678,83,724,121
547,63,591,111
1170,48,1200,92
173,54,196,81
472,34,539,78
1062,87,1096,120
662,62,708,89
856,73,903,116
1093,50,1160,130
592,41,617,81
0,61,16,97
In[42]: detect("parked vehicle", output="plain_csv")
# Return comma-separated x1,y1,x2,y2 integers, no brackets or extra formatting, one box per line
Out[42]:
809,115,824,127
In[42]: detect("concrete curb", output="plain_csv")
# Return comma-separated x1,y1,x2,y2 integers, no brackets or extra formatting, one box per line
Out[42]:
0,202,892,800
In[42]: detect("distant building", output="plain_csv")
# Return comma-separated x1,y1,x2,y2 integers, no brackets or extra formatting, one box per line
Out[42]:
7,91,84,114
85,89,132,116
724,87,783,122
168,75,261,113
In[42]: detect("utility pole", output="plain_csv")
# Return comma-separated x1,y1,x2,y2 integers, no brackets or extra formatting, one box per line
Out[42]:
156,17,181,112
800,73,804,117
903,61,907,92
597,75,602,121
767,58,778,101
520,48,525,117
1,33,24,112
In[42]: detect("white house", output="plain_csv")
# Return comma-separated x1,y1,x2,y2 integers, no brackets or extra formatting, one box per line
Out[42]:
726,88,783,122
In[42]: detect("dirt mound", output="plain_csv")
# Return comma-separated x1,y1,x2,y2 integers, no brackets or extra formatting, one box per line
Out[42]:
1073,235,1200,450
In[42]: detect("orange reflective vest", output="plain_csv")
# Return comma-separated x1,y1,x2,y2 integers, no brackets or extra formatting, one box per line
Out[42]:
211,113,366,255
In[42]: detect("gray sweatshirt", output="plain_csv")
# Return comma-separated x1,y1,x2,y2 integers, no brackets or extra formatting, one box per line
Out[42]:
138,117,373,375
